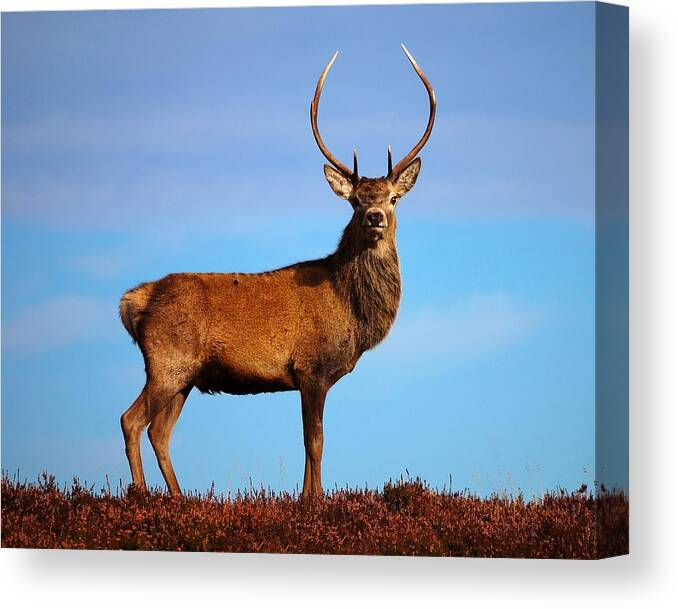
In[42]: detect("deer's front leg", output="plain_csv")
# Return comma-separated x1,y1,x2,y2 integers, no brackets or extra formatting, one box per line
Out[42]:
300,383,327,498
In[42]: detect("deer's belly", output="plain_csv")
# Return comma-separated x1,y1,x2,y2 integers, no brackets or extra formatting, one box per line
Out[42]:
193,357,296,395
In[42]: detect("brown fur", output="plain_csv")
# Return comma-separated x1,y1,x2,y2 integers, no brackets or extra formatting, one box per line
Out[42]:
119,165,422,498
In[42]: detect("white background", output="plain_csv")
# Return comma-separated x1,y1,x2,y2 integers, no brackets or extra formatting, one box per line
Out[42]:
1,0,676,607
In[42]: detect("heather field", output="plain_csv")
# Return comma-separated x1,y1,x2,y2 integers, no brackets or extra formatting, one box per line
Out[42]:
1,473,628,559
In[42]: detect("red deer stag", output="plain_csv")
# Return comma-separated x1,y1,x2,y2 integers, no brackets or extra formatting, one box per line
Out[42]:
119,44,436,497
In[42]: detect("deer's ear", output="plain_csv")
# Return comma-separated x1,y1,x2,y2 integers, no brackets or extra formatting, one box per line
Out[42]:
323,165,353,200
394,158,421,197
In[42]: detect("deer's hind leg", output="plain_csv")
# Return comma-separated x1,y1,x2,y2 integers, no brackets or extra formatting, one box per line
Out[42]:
121,374,191,493
121,387,152,491
148,385,192,496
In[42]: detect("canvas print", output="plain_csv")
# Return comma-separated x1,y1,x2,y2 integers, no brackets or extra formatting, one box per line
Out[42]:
1,1,629,558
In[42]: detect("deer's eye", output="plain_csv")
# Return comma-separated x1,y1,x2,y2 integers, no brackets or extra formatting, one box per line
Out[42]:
390,196,398,205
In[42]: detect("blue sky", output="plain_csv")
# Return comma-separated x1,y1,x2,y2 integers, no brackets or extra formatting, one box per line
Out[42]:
2,3,597,497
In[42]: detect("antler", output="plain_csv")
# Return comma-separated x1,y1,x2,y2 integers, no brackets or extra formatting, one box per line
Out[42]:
389,44,437,179
310,51,358,182
311,46,435,182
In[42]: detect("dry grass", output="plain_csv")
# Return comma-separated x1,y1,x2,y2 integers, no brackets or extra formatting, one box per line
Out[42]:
1,473,628,558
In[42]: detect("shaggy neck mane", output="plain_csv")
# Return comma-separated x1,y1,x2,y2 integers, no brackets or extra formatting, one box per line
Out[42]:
330,217,402,352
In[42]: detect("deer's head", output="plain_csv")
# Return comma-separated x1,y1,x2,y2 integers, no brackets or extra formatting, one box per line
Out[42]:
311,45,436,246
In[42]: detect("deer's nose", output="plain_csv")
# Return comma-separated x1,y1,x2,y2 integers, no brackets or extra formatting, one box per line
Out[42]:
366,209,385,227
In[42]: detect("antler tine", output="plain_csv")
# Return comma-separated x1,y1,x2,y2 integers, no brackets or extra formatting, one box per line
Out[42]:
387,145,393,176
390,44,437,178
310,51,355,180
353,149,359,179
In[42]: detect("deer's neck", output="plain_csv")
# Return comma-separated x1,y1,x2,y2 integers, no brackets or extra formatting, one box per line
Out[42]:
331,222,402,353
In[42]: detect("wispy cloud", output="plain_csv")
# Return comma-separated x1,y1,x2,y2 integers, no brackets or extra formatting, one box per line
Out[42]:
63,231,193,279
67,250,138,279
3,295,117,353
412,117,594,220
373,292,544,366
2,108,593,233
2,104,304,156
1,165,334,235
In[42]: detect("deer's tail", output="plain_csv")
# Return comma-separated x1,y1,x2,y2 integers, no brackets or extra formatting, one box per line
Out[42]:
119,282,153,344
